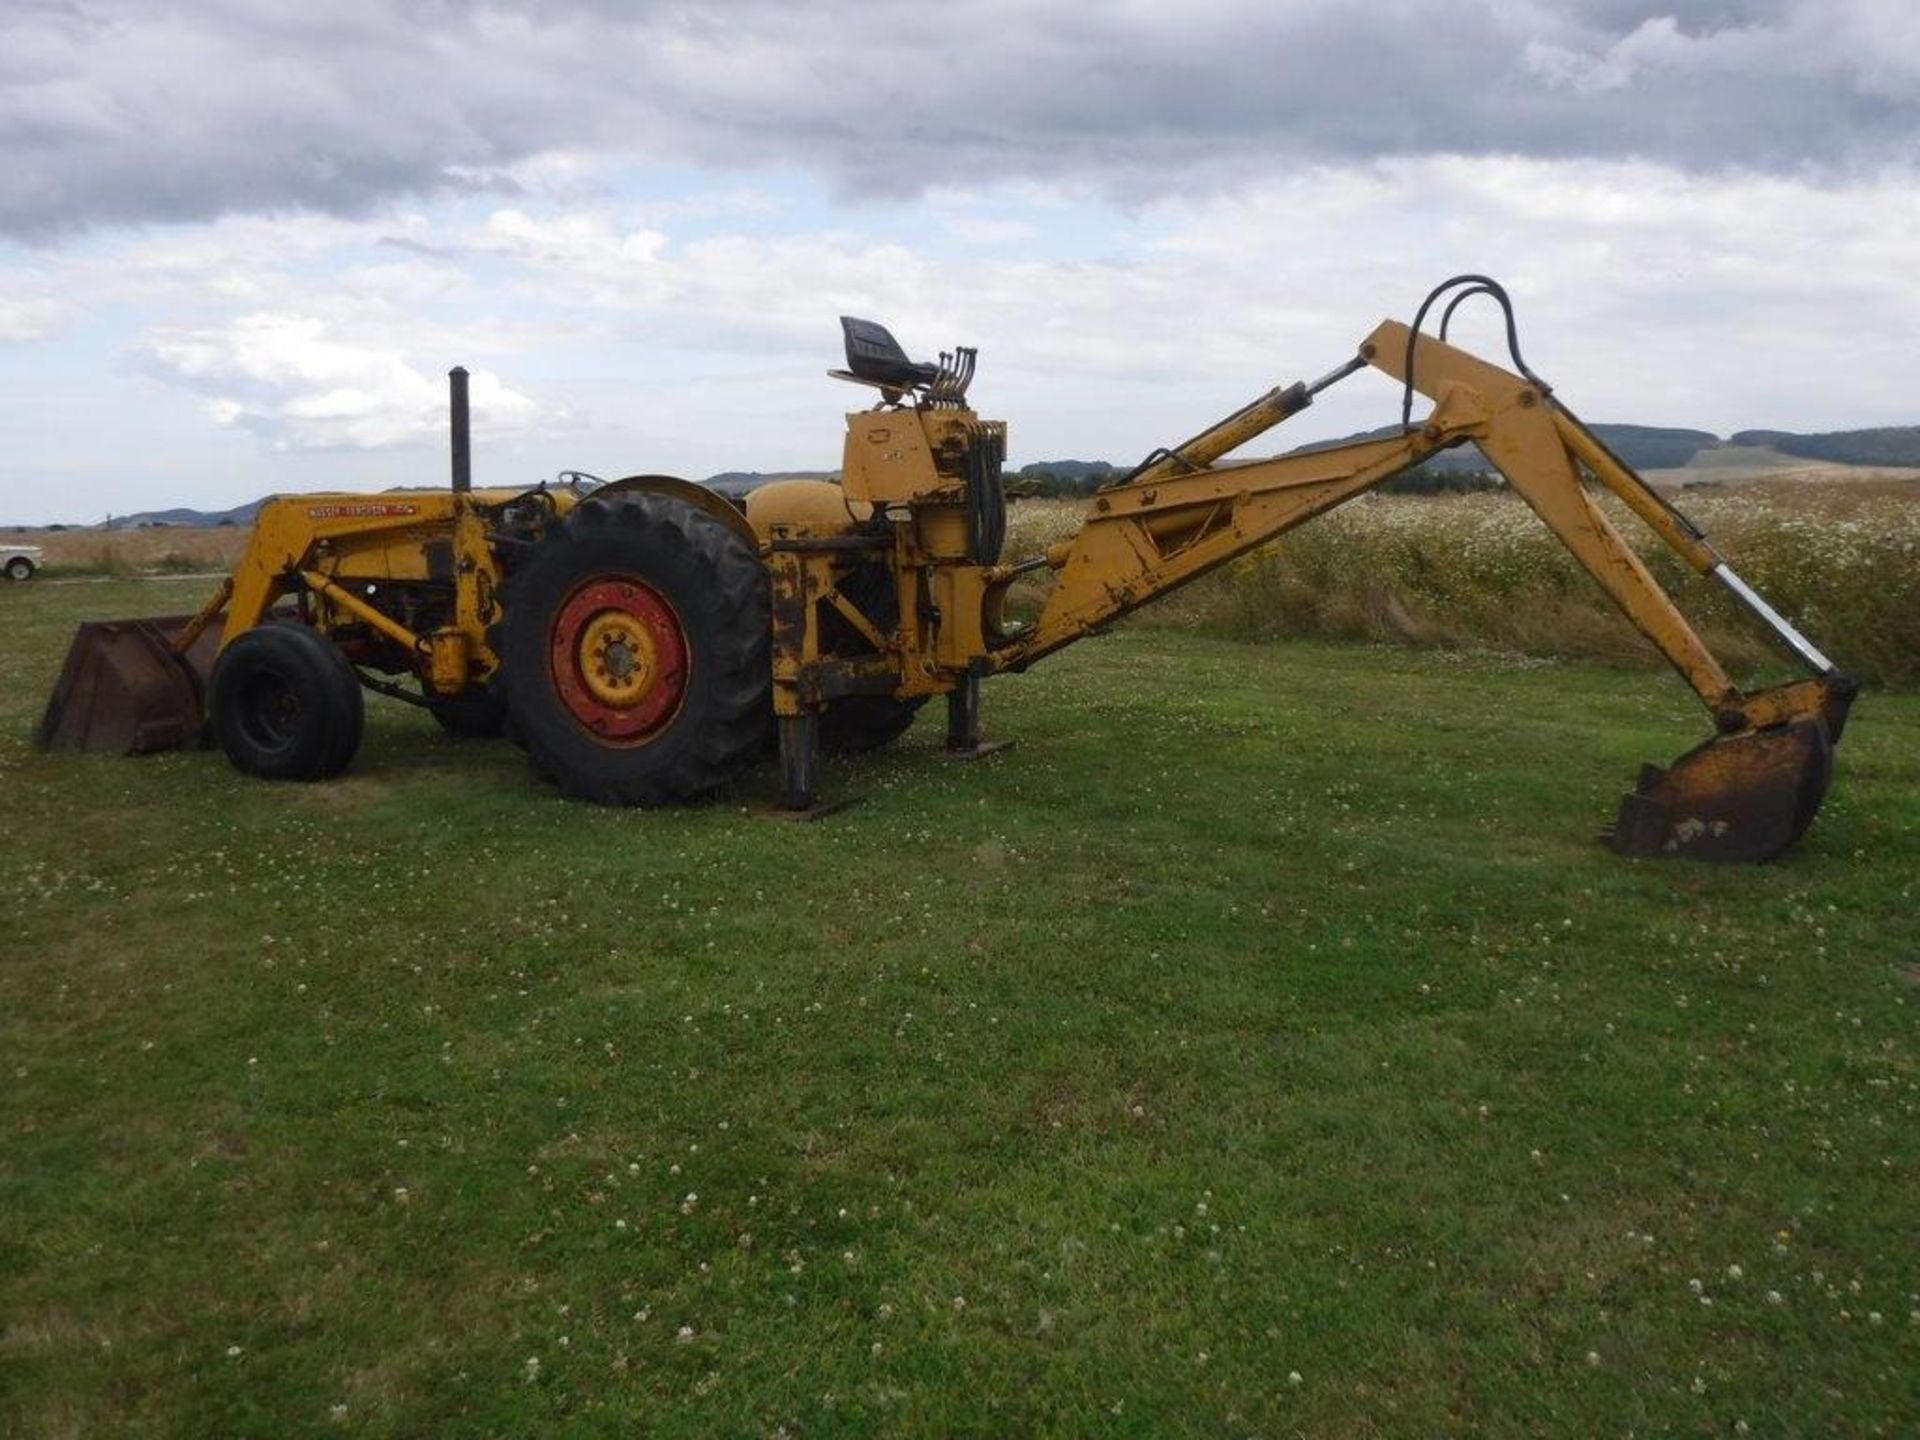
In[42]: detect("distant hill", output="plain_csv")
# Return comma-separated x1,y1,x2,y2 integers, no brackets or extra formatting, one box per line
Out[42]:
1581,424,1723,469
1728,426,1920,467
105,498,268,530
1286,422,1721,476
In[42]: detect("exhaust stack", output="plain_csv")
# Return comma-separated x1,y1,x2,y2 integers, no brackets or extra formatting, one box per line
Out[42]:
449,366,471,495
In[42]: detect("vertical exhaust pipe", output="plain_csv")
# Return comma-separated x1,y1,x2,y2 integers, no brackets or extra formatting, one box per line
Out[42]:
449,365,471,495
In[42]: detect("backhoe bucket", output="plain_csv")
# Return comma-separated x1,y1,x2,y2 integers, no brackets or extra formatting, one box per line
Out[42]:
1606,714,1841,864
34,616,219,755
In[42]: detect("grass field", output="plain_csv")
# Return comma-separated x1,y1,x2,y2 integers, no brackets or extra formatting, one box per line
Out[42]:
3,576,1917,1437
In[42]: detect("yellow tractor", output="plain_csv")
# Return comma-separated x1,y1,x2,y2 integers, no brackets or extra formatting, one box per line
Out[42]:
36,276,1853,862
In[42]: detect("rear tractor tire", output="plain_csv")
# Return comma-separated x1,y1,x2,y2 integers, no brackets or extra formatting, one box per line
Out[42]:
496,492,771,805
820,692,925,755
428,688,507,739
209,622,364,781
817,560,926,755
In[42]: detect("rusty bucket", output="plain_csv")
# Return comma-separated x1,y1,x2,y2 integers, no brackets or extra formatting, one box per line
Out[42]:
1607,700,1851,864
34,616,220,755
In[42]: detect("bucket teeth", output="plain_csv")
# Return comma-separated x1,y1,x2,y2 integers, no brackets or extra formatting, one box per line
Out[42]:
1605,716,1836,864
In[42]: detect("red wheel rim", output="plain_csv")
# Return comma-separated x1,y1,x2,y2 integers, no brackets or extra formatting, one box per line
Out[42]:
548,577,688,744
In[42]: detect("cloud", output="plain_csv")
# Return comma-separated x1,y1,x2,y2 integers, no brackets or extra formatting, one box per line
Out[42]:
4,1,1918,237
78,153,1919,464
137,312,542,450
0,293,66,341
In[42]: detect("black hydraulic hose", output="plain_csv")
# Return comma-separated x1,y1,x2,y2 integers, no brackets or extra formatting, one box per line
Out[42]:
1411,274,1712,546
967,427,1007,563
1401,274,1550,431
1438,284,1500,341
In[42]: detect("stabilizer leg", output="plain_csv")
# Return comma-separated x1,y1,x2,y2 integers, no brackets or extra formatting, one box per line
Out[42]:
766,711,857,820
944,668,1015,761
777,712,819,811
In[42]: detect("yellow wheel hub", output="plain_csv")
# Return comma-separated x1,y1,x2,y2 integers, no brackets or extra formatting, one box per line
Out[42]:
550,576,689,743
578,610,660,707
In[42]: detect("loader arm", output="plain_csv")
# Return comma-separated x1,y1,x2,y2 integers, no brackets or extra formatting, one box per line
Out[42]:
990,317,1854,862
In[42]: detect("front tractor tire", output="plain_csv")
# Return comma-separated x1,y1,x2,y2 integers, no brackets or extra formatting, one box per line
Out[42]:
497,492,771,805
209,623,365,781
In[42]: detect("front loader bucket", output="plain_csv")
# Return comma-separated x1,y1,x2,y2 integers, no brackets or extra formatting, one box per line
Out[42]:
33,616,219,755
1606,715,1840,864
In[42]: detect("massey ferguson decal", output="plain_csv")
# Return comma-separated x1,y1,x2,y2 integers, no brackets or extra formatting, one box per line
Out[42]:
306,501,422,520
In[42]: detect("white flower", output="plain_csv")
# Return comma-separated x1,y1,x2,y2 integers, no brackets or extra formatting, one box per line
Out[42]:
676,1325,695,1343
1288,1370,1303,1387
226,1345,243,1358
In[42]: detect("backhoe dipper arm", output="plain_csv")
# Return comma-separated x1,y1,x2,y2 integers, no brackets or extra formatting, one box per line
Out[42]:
994,320,1853,862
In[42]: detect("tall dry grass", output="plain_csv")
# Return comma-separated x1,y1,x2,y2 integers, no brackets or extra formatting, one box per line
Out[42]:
2,526,251,577
1004,477,1920,688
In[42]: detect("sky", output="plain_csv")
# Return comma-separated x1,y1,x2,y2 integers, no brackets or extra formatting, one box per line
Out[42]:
3,0,1918,525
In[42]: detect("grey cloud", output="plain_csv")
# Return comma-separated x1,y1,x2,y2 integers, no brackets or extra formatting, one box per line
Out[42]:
3,0,1915,238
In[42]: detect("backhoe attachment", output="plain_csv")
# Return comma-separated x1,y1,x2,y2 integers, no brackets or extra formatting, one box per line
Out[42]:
992,276,1855,862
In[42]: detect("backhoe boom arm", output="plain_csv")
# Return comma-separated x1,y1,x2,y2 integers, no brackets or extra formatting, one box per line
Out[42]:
990,318,1853,861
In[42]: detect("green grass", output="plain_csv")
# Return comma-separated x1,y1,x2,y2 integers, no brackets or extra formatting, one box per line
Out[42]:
3,577,1917,1438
